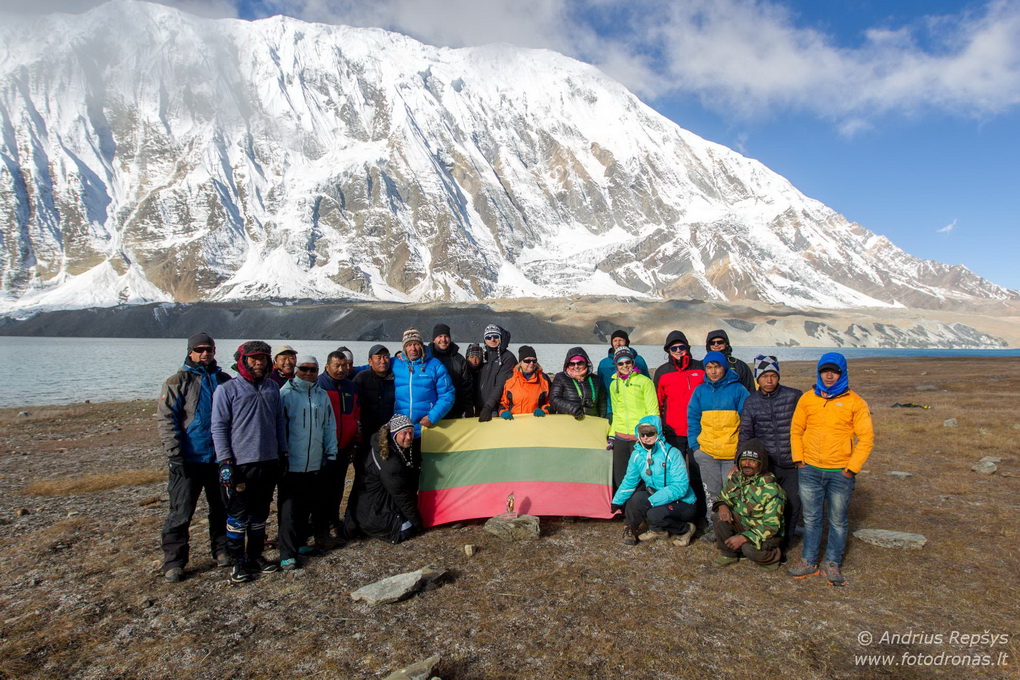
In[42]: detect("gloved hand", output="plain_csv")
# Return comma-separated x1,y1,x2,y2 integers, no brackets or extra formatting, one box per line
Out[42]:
478,408,493,423
572,405,585,420
218,462,234,489
606,436,616,451
500,411,514,420
610,503,624,514
533,409,545,417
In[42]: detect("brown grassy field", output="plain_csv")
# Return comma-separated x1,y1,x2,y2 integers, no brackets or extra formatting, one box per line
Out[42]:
0,358,1017,679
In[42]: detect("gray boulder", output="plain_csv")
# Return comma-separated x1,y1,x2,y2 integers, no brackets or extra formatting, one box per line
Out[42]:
350,567,447,605
853,529,927,550
383,655,441,680
483,514,541,541
972,461,997,475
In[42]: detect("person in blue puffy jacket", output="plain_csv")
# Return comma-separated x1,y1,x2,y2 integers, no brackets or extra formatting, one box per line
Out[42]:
392,328,456,439
611,415,697,547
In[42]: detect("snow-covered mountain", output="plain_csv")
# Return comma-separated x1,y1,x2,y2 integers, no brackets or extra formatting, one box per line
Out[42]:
0,0,1015,317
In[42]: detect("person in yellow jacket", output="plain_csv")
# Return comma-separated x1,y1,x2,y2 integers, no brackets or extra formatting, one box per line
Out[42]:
787,352,874,587
608,347,659,491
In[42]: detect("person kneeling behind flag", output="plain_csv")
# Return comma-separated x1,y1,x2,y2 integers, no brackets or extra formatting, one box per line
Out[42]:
711,438,786,570
610,416,697,547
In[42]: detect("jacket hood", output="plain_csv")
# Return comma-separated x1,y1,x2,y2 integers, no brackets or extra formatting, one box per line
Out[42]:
736,437,770,476
705,329,732,355
634,415,665,444
562,346,593,371
815,352,849,397
663,330,690,351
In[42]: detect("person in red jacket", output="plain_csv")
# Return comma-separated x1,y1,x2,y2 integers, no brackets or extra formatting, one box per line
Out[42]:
315,349,361,545
497,346,552,419
653,330,706,517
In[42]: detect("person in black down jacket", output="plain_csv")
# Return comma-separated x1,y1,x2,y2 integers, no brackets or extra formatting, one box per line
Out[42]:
429,323,475,418
549,347,607,418
705,329,755,393
476,324,516,422
736,355,803,549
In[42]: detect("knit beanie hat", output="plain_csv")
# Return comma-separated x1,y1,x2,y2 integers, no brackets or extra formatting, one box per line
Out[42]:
483,324,502,338
466,343,483,358
703,350,727,367
402,328,424,349
368,344,389,357
753,355,780,380
295,353,318,367
388,413,414,436
518,345,537,362
188,332,215,352
738,438,768,463
611,329,630,345
432,323,452,340
614,346,635,363
335,346,354,363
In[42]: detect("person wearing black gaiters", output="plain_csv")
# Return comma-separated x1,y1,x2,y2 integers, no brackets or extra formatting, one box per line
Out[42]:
157,332,233,583
430,323,475,418
476,324,516,422
705,329,755,393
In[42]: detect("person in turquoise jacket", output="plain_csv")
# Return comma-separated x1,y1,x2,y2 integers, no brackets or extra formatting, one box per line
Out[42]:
278,354,338,570
611,415,697,546
392,328,456,439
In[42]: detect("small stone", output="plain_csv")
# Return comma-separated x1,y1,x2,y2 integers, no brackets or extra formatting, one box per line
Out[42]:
464,544,476,557
972,461,997,475
66,511,80,518
383,655,441,680
15,508,29,517
28,578,40,586
853,529,927,550
980,456,1002,464
886,471,913,479
351,567,448,605
943,418,958,428
1013,424,1020,430
915,385,936,391
483,514,541,541
979,428,991,436
141,598,155,609
17,411,29,417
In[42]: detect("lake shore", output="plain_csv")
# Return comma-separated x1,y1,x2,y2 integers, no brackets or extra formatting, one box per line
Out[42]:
1,357,1018,678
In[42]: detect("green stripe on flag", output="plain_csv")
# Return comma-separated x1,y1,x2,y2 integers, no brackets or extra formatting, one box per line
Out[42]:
420,447,611,491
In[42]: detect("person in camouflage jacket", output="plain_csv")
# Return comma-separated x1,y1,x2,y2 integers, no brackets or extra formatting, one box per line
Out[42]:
710,438,786,568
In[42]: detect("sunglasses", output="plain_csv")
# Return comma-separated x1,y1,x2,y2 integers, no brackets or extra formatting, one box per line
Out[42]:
484,334,501,341
668,345,688,353
521,358,537,364
297,366,319,373
709,340,727,346
191,346,215,354
567,360,587,367
616,360,634,366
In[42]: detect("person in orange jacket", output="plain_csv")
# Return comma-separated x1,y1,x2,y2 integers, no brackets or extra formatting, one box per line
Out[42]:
497,346,552,419
787,352,874,587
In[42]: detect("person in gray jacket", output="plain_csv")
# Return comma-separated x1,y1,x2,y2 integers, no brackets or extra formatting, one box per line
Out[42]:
278,354,338,570
157,332,232,583
211,340,288,584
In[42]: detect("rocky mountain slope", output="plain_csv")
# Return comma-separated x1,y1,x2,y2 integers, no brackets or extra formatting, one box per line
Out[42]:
1,1,1016,317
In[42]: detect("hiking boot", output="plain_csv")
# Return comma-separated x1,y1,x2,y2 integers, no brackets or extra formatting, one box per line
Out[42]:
712,555,740,568
788,560,820,579
672,523,696,547
824,561,846,586
699,522,715,543
215,553,234,568
622,526,639,546
638,528,669,542
298,545,323,557
163,567,184,583
253,557,280,574
757,561,781,571
280,558,300,571
230,563,254,584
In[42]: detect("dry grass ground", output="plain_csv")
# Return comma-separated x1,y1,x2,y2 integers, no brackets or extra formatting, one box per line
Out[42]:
0,358,1017,679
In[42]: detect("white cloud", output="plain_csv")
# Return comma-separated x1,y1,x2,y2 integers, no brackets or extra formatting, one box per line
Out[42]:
937,219,957,234
0,0,238,18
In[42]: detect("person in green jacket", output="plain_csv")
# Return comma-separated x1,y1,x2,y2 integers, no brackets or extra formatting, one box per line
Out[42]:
608,347,659,491
711,438,786,569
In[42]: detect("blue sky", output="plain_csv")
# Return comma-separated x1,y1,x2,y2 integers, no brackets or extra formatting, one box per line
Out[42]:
7,0,1018,289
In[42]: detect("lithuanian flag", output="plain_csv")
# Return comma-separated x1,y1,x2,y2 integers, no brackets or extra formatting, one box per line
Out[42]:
419,414,614,526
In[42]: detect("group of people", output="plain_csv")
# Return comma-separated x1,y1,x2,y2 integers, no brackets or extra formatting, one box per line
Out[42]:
157,324,873,587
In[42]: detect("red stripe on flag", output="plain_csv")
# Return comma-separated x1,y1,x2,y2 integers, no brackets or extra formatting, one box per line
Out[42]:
419,481,614,527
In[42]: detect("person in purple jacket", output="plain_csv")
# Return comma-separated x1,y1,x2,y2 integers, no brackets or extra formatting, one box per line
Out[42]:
211,340,289,584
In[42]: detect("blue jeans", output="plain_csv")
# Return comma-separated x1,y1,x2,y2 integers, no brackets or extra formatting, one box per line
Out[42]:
799,465,856,565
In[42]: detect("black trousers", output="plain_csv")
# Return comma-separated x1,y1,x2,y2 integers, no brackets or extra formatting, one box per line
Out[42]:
278,471,332,561
612,438,636,491
321,447,353,534
665,434,707,522
712,511,782,564
772,464,801,548
161,461,227,570
624,487,697,533
223,461,279,563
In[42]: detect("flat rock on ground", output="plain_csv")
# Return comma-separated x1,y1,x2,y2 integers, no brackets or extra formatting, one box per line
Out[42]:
972,461,998,475
943,418,958,427
350,567,448,605
886,471,913,479
383,655,442,680
483,514,541,541
853,529,928,550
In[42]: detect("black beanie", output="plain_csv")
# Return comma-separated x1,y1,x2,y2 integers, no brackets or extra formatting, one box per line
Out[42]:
611,329,630,345
188,332,215,352
518,345,537,362
433,323,452,340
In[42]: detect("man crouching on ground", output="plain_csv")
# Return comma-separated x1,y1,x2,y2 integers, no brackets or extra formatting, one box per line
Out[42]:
711,438,785,570
212,340,288,584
